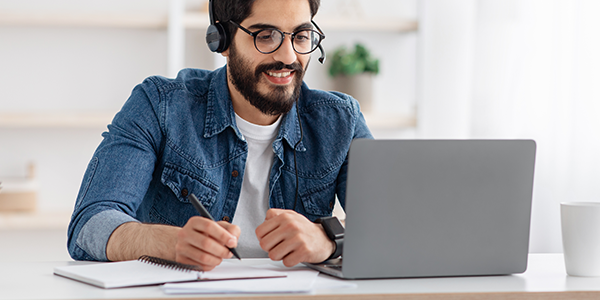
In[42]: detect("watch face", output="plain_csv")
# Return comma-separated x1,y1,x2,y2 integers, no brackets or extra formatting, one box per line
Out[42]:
322,217,345,240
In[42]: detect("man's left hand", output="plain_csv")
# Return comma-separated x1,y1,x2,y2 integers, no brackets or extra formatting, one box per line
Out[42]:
255,208,334,267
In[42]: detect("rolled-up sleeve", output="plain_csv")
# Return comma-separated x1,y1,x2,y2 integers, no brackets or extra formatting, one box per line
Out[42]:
67,78,164,261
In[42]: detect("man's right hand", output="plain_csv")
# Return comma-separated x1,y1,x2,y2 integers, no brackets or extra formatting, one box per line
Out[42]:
175,216,240,271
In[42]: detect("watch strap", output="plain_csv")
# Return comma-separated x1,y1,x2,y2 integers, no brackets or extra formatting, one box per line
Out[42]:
328,237,343,260
315,216,345,260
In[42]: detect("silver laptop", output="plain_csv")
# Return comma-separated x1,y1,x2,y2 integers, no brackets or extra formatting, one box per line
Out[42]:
305,139,536,279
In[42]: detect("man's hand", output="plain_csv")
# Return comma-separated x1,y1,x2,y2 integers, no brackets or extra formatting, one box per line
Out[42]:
175,217,240,271
255,209,335,267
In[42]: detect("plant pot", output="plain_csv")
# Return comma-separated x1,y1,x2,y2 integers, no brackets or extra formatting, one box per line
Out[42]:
332,73,374,113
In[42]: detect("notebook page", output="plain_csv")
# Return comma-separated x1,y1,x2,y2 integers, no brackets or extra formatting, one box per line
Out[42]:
54,260,199,289
199,261,286,280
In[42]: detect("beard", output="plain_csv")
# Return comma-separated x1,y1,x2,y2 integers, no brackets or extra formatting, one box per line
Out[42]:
227,43,306,116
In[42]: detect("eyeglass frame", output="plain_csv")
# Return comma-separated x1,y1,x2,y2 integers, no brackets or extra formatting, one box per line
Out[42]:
228,19,326,55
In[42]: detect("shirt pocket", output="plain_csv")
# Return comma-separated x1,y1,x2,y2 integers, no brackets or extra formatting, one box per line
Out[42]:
161,163,219,210
300,179,336,221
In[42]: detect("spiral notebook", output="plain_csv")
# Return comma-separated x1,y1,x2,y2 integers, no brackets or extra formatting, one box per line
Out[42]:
54,255,286,289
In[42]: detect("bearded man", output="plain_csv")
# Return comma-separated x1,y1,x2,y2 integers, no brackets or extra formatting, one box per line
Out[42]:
68,0,372,270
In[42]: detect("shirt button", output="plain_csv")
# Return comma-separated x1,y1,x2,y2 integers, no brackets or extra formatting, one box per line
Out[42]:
232,170,239,177
222,216,231,222
329,201,334,209
181,188,189,197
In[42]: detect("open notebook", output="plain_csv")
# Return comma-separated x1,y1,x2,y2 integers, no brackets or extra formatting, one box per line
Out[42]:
54,255,286,289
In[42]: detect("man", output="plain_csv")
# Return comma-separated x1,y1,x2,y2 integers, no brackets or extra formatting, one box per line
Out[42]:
67,0,372,271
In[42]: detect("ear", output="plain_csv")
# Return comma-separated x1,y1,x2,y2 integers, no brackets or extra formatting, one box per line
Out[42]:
221,48,230,58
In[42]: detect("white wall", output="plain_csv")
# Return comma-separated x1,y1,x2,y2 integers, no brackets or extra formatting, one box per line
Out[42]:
0,0,417,211
419,0,600,253
0,26,166,211
417,0,476,138
470,0,600,253
0,27,168,112
306,0,418,117
0,25,225,211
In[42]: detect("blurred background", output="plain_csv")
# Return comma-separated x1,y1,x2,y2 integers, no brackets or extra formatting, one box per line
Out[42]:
0,0,599,261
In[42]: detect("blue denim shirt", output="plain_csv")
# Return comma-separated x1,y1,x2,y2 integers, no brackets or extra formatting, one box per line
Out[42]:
67,66,373,261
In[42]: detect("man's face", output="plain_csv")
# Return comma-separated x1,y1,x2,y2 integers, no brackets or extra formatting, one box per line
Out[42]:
225,0,313,116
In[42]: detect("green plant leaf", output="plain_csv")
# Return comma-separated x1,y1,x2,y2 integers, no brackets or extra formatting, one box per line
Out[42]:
328,43,380,77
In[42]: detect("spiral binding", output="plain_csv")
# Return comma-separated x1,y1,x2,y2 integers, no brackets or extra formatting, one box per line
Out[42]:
138,255,202,272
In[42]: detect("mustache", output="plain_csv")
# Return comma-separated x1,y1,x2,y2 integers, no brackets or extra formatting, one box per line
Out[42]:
255,61,303,77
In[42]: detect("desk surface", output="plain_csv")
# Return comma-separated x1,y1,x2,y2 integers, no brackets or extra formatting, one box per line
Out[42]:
1,254,599,300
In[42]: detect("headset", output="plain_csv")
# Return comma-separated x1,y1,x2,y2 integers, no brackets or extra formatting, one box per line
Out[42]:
205,0,326,63
206,0,230,53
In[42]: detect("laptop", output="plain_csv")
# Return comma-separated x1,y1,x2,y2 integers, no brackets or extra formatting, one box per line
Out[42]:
305,139,536,279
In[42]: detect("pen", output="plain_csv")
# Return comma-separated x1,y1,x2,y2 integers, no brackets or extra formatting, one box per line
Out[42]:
188,193,242,260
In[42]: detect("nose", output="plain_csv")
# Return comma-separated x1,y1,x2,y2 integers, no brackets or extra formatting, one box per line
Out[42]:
272,34,297,65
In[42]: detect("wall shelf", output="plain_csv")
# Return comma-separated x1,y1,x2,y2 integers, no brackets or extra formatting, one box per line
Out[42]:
314,16,418,33
0,13,168,29
0,210,71,230
0,112,115,129
0,11,418,33
183,12,418,33
363,112,417,130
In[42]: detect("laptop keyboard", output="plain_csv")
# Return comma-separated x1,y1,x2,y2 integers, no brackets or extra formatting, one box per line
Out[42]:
324,258,343,270
325,264,342,270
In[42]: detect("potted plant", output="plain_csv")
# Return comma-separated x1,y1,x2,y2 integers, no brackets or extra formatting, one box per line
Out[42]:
329,43,380,112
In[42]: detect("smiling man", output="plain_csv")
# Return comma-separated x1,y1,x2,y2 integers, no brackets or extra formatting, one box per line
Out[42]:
67,0,372,271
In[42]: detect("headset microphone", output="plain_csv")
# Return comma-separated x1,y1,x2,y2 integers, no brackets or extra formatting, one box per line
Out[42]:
317,45,326,64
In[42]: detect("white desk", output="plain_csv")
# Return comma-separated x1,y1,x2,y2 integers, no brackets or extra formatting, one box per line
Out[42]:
1,254,599,300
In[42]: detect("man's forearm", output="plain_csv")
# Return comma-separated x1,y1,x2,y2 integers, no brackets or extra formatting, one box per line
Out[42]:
106,222,180,261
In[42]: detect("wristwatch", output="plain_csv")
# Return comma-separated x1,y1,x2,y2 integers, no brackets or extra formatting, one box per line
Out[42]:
315,216,344,260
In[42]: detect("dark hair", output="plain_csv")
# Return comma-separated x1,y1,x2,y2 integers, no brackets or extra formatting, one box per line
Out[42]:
213,0,320,40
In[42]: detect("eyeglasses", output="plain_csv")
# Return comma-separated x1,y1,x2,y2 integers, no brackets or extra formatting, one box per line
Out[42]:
228,20,325,55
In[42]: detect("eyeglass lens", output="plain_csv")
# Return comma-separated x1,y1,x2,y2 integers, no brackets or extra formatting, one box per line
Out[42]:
254,29,321,54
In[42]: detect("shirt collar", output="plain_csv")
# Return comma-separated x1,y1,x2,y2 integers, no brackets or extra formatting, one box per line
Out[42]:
277,100,306,152
203,66,238,139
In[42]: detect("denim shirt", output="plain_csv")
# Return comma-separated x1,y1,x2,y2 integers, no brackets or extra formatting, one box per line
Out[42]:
67,66,373,261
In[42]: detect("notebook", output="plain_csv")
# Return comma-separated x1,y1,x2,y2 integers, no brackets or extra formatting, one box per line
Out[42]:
305,139,536,279
54,255,286,289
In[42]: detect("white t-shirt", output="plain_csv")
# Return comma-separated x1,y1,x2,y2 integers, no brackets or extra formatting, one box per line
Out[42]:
231,113,281,258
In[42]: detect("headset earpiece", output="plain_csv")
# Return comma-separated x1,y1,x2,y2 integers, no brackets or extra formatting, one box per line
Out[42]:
206,23,229,53
206,0,229,53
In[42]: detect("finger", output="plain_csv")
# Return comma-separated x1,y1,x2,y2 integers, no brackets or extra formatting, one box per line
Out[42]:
266,236,300,261
257,217,301,253
189,231,232,258
255,216,280,240
218,221,241,242
282,250,305,267
176,242,223,268
189,217,237,248
259,231,285,254
265,208,285,220
175,229,225,269
258,209,303,239
271,233,318,267
182,218,235,258
176,253,219,271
